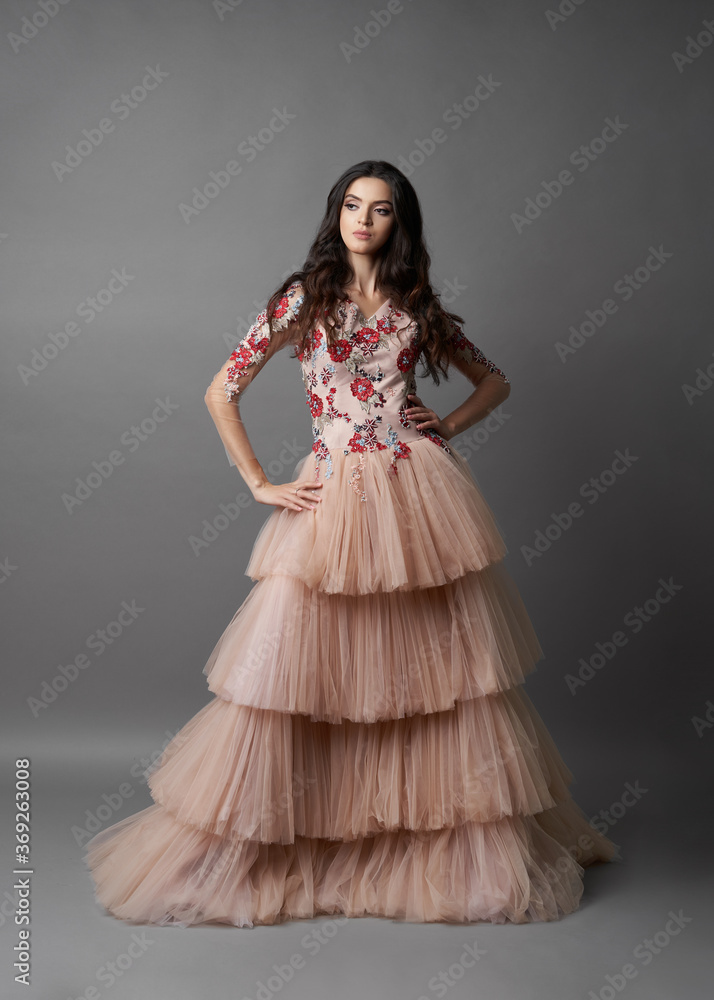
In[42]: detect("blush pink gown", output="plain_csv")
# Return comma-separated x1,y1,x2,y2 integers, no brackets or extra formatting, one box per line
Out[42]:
84,282,618,926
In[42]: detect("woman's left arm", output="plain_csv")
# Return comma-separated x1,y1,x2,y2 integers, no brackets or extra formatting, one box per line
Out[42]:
407,318,511,440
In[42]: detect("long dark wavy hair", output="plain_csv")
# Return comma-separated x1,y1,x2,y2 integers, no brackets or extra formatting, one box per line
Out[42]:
263,159,466,385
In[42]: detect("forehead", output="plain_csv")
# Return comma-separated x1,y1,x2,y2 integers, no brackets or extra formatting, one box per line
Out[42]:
344,177,393,203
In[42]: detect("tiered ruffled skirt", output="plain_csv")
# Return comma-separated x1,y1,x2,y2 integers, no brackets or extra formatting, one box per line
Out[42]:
84,438,618,926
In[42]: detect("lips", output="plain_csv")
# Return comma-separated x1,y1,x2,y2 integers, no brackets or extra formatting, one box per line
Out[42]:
354,231,371,238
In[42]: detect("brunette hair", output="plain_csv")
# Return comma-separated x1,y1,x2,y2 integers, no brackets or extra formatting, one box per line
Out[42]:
263,159,466,385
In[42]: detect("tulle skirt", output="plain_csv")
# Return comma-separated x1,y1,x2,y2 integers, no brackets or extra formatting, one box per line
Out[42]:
84,438,619,926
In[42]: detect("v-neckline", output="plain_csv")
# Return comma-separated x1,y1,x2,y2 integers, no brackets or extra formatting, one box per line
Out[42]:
346,296,392,325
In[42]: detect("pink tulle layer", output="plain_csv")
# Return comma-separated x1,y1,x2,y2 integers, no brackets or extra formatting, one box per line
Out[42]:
147,689,575,843
84,796,617,928
204,563,543,723
84,436,619,927
246,438,508,594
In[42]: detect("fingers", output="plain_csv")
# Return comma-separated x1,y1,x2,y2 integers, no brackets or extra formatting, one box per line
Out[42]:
289,479,324,512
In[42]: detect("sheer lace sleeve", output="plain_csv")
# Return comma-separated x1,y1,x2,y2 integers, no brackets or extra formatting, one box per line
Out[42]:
204,282,304,489
443,313,510,386
440,313,511,436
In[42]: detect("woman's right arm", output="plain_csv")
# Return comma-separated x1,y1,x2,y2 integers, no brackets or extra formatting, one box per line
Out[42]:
203,283,322,512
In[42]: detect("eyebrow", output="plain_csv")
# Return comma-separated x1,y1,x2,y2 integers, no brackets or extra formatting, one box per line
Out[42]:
343,193,393,206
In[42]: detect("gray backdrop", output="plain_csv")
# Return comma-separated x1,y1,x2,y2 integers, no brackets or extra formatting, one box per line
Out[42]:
1,0,711,998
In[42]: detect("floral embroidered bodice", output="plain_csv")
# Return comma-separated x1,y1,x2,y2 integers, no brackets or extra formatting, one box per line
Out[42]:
215,281,509,499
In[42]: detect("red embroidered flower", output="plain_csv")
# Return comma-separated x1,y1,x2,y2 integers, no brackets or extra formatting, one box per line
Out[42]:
350,377,374,401
308,392,323,417
231,343,260,367
377,316,397,335
355,326,380,345
328,339,351,362
347,432,366,452
397,346,416,372
388,440,412,476
273,293,295,321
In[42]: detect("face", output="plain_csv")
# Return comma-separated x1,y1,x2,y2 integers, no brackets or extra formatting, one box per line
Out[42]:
339,176,395,256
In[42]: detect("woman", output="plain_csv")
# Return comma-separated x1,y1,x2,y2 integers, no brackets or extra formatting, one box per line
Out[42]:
85,159,618,927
